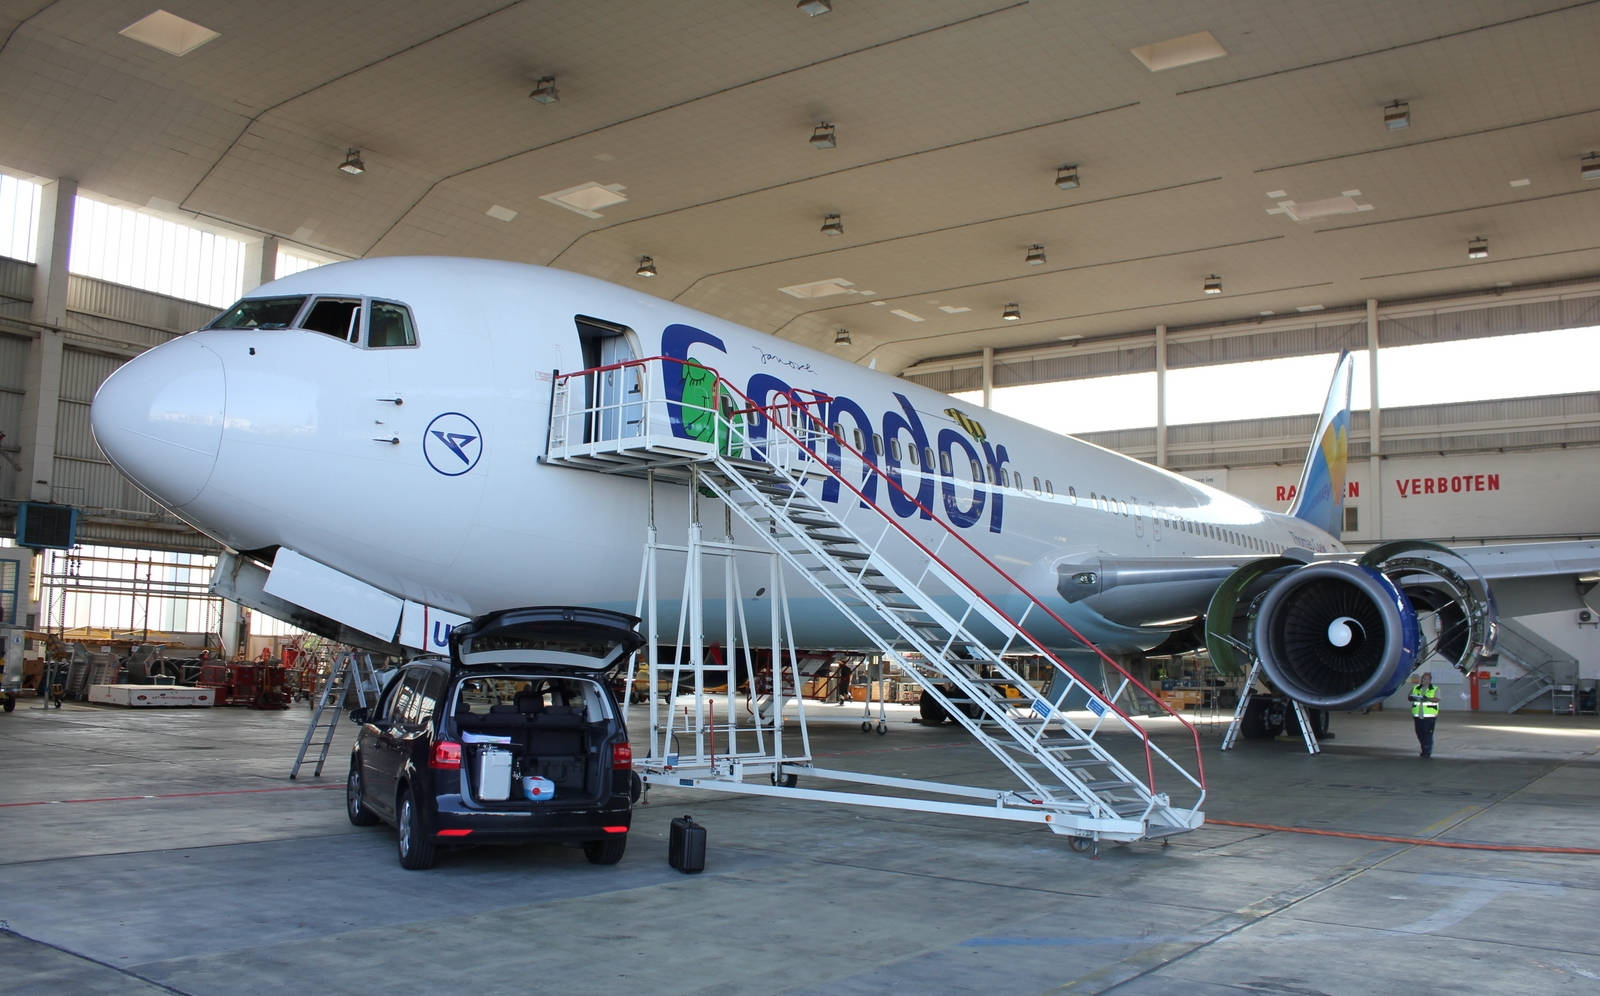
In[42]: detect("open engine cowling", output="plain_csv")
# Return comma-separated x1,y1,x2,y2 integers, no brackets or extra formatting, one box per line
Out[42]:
1251,562,1420,710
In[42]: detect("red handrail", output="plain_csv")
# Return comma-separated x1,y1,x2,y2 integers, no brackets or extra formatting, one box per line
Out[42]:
552,357,1207,798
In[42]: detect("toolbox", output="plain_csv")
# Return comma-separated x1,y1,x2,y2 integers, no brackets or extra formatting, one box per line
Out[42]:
668,814,706,873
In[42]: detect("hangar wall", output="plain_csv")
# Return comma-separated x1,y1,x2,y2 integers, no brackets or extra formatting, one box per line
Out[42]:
1213,448,1600,545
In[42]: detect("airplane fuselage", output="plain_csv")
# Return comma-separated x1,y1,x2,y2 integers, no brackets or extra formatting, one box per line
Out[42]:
91,257,1341,655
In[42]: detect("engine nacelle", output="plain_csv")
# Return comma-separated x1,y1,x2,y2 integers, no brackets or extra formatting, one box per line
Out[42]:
1252,562,1420,710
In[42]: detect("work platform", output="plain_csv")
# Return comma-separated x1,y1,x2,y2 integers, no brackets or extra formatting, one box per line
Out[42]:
544,356,1205,848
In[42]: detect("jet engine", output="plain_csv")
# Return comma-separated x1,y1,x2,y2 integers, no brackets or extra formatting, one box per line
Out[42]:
1205,543,1495,712
1251,562,1419,709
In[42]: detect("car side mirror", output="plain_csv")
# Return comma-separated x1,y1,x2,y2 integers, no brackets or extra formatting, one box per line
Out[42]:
349,707,368,724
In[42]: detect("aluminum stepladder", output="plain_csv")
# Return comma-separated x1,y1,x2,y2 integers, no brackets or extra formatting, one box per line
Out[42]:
290,651,384,778
1219,656,1320,754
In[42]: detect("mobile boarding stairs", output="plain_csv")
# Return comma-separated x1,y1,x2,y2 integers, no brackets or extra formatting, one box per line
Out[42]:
544,356,1205,849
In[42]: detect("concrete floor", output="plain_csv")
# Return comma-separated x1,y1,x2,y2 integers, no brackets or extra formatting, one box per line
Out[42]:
1,696,1598,995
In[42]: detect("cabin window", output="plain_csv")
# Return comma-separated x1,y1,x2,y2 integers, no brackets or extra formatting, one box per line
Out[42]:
853,429,864,452
872,434,883,460
367,301,417,347
1067,485,1076,504
1032,475,1041,492
301,297,363,341
888,438,902,463
207,295,306,330
924,447,935,470
940,452,953,475
971,459,984,481
906,443,919,468
1045,480,1053,496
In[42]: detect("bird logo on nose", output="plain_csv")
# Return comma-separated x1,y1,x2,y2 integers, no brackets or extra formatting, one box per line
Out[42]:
423,412,483,476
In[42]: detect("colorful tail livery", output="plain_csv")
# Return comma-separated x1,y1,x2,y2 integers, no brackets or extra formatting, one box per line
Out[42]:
1287,350,1354,539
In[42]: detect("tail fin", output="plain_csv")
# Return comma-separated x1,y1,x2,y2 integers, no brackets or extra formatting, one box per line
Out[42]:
1287,350,1354,539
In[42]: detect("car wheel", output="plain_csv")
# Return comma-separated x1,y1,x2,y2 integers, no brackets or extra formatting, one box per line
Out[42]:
396,786,437,870
583,835,627,865
347,762,379,826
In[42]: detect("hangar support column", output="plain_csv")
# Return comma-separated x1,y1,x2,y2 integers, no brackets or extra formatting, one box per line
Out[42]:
1155,323,1167,467
18,177,76,503
1366,299,1382,540
242,234,279,292
981,345,994,409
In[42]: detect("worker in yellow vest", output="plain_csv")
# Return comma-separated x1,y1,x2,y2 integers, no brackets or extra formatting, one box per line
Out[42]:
1409,672,1440,757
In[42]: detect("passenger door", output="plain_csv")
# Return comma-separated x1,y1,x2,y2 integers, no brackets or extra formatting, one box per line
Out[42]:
576,317,643,443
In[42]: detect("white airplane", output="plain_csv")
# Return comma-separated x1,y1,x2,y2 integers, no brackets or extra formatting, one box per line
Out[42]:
88,256,1598,725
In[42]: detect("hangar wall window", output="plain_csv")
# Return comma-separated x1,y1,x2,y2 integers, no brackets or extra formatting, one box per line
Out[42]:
955,371,1155,435
70,195,246,307
275,246,339,279
0,172,42,262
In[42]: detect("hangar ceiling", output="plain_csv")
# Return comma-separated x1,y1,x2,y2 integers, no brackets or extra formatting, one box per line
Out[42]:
3,0,1600,375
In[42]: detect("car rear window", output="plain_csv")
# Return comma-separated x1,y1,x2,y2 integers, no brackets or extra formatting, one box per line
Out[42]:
451,674,613,723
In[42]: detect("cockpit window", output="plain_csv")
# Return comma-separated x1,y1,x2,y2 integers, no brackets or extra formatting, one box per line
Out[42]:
206,293,417,348
367,301,417,347
301,298,363,342
206,296,306,330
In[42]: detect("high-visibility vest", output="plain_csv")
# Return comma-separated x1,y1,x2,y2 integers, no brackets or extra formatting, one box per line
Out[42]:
1410,683,1439,718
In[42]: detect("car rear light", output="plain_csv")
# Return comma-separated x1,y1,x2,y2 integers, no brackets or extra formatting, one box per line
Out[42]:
611,742,632,770
436,828,473,838
430,740,462,769
601,825,628,834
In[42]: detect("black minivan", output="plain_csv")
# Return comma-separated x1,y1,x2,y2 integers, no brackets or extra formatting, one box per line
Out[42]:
346,606,644,869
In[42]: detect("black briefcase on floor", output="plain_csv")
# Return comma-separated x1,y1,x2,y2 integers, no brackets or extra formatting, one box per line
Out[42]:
668,814,706,873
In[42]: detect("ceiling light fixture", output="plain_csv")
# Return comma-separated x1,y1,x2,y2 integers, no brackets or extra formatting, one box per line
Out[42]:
1001,303,1021,321
1025,244,1046,266
820,213,844,237
1467,236,1488,260
1203,274,1222,295
635,255,656,277
1582,152,1600,181
530,76,559,104
810,122,836,149
1054,164,1080,190
797,0,832,15
338,149,365,175
1384,99,1410,130
834,328,852,345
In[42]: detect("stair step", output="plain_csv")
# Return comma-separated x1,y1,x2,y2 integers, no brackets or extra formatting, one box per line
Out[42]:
804,532,856,544
1085,779,1138,792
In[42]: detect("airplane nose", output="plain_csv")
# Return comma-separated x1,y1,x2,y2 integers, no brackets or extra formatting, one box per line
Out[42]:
90,337,224,509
